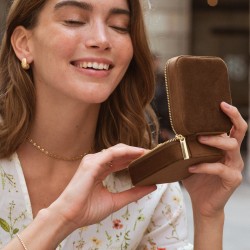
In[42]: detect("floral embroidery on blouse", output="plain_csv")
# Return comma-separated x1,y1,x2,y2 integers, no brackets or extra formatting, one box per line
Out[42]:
0,154,193,250
0,201,27,239
0,165,18,192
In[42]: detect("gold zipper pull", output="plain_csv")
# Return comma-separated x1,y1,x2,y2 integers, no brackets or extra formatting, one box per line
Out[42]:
176,135,190,160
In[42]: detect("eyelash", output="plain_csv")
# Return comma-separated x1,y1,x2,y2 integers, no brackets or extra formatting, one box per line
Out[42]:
110,26,129,33
64,20,85,26
63,20,129,33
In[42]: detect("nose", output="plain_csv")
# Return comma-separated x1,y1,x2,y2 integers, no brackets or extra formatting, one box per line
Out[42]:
85,22,111,50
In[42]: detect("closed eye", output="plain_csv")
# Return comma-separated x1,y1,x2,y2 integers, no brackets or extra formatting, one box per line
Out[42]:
64,20,85,26
110,26,129,33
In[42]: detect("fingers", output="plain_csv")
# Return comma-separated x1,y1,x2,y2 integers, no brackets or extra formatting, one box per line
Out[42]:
80,144,145,178
99,144,146,173
198,134,238,152
189,162,243,187
198,134,243,167
220,102,248,144
198,102,247,161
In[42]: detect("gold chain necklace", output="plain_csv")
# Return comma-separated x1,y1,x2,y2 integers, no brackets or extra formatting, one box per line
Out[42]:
27,138,89,161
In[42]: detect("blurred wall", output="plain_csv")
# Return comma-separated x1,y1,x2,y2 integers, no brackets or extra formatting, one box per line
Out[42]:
143,0,192,71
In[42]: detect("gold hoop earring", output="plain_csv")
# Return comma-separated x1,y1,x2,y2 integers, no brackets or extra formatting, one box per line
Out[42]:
21,58,30,70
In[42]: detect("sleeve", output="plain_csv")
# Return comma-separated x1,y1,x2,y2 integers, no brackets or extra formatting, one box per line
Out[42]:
137,182,193,250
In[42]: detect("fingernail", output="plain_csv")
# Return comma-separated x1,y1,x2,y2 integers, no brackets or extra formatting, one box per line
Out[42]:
137,148,145,152
198,136,209,142
135,148,145,153
189,166,197,172
222,101,231,109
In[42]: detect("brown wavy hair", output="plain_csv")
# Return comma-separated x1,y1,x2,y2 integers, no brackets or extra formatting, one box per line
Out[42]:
0,0,157,158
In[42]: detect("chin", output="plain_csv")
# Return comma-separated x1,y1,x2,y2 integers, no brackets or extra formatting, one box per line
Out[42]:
85,86,116,104
78,92,111,104
72,83,117,104
92,95,111,104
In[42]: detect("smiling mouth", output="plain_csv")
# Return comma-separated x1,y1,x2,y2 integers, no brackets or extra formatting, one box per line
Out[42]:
72,61,111,71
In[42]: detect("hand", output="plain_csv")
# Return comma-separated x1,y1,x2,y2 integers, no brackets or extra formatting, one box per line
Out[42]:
182,102,248,217
48,144,156,231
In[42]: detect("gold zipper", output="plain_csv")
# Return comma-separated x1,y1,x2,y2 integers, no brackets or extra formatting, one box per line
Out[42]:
163,60,190,160
164,60,177,135
176,134,190,160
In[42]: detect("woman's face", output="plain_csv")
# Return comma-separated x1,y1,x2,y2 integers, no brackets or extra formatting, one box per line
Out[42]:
28,0,133,103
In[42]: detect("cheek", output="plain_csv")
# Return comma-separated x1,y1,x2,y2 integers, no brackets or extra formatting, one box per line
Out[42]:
122,37,133,63
114,37,133,74
122,41,133,72
31,28,78,63
50,44,74,63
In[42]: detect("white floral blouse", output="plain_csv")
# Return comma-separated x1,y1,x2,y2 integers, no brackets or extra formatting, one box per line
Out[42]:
0,153,193,250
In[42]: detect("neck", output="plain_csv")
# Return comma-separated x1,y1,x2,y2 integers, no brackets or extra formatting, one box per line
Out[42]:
27,101,100,160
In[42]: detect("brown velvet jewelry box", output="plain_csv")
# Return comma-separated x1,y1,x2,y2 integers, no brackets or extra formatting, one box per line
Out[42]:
128,55,232,186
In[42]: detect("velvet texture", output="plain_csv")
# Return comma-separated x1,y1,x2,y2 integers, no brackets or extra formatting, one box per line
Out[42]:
168,55,232,135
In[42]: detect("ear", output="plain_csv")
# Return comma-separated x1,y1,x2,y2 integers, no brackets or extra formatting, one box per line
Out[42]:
11,26,33,64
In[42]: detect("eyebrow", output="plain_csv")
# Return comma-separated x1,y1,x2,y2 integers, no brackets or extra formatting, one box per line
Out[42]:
109,8,130,17
54,0,130,16
54,1,93,11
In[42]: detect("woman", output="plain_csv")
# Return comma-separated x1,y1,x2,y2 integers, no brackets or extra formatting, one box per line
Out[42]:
0,0,247,249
